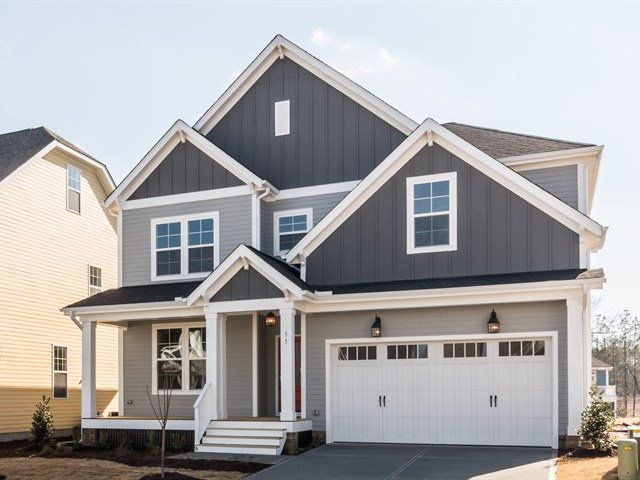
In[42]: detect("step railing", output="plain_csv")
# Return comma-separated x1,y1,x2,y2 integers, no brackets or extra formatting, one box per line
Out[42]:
193,382,213,445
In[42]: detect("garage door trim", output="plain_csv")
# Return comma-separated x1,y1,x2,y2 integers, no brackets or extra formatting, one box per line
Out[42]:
325,331,558,449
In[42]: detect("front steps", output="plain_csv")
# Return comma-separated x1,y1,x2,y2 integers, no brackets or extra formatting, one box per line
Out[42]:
195,420,287,455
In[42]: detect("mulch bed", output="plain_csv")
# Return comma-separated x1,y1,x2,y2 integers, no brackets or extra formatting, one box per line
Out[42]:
559,448,617,459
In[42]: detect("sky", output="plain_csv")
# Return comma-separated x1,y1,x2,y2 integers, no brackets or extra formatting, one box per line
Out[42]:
0,2,638,317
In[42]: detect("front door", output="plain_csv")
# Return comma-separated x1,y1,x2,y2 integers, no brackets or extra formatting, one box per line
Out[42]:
276,334,301,413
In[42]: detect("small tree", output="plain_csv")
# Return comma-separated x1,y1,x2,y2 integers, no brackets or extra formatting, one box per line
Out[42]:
146,377,173,480
30,396,55,448
577,384,615,452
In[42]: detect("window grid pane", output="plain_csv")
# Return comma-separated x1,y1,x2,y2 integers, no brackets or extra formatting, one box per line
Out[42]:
89,266,102,287
67,166,81,191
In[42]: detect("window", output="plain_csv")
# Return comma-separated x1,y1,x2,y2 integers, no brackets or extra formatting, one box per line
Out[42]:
406,172,457,254
498,339,545,357
151,213,219,280
274,100,290,136
153,324,206,393
387,343,429,360
67,165,81,213
52,345,68,399
443,342,487,358
88,265,102,296
338,345,377,361
274,209,312,257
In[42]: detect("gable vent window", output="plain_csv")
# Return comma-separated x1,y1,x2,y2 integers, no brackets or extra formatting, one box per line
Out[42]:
88,265,102,296
274,208,312,257
406,172,457,254
52,345,68,399
66,165,82,214
274,100,290,136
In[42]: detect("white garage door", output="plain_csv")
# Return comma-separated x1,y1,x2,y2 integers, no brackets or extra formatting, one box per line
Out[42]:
330,338,553,447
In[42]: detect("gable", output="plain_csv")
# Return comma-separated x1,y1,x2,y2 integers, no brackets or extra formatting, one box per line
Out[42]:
128,140,243,200
211,266,284,302
207,57,407,189
305,143,579,286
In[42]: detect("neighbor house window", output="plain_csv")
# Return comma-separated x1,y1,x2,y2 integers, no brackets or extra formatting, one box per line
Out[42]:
274,100,290,136
273,208,312,257
88,265,102,296
52,345,68,399
153,323,206,393
151,213,219,280
67,165,82,213
406,172,457,254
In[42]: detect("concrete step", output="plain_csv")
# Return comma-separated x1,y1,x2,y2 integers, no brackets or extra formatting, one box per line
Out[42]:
209,420,291,430
195,443,282,455
201,435,282,447
205,428,285,438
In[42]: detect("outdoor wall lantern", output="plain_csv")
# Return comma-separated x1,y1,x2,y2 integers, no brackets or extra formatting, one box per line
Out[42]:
371,315,382,337
487,309,500,333
265,311,277,327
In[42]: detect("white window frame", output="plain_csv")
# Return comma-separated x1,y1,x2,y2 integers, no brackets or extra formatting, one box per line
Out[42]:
66,164,82,214
273,208,313,257
150,212,220,281
52,344,68,400
274,100,290,136
406,172,457,254
88,265,102,296
151,322,206,395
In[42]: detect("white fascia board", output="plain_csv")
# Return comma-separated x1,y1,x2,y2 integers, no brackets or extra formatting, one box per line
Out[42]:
194,35,418,137
62,301,204,323
265,180,360,202
50,141,116,192
105,120,266,209
121,185,253,210
500,145,603,167
285,118,605,263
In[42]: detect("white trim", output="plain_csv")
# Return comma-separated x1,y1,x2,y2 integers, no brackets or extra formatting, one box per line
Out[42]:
274,333,302,415
117,212,123,287
252,312,259,417
151,321,206,395
122,185,253,211
301,312,307,419
150,211,220,282
265,180,360,202
500,145,603,166
81,418,194,430
81,321,96,418
194,35,417,137
285,118,605,263
406,172,457,254
273,208,313,257
118,327,125,414
51,344,69,400
324,331,559,448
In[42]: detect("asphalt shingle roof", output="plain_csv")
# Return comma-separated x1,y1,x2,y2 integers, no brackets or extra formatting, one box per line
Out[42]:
592,357,613,369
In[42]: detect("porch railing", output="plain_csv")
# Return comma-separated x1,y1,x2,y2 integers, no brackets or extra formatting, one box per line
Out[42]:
193,382,214,445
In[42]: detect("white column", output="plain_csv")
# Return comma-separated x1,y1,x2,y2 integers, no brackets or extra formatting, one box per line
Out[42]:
567,297,585,436
279,308,296,421
252,313,259,417
300,313,307,419
81,320,96,419
583,291,592,406
205,312,227,420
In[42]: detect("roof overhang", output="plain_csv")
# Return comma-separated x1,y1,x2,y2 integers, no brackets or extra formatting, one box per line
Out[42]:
193,34,418,137
285,118,606,264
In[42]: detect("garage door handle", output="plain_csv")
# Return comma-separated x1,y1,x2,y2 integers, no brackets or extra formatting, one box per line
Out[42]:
494,395,498,407
490,395,493,407
383,395,386,407
379,395,382,407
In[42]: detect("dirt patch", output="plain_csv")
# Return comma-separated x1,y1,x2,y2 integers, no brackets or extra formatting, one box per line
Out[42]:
140,473,201,480
556,452,618,480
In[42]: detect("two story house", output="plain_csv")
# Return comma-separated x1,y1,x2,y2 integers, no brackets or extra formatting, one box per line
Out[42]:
0,127,118,440
64,35,606,454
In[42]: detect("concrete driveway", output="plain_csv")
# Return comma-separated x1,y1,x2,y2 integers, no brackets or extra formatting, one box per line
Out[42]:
249,443,557,480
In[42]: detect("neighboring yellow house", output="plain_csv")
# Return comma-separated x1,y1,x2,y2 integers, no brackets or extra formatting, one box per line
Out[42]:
0,127,118,440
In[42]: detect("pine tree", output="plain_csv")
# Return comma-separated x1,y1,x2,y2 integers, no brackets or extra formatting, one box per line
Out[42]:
577,384,615,452
30,396,55,448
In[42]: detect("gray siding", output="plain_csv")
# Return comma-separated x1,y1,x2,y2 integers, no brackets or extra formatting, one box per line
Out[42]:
306,144,579,285
305,301,568,434
520,165,578,209
129,141,243,200
207,57,406,189
212,267,284,302
261,191,349,256
226,314,253,416
122,195,252,286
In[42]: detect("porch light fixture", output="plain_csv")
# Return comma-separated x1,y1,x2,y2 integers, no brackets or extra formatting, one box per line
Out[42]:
265,311,277,327
371,316,382,337
487,309,500,333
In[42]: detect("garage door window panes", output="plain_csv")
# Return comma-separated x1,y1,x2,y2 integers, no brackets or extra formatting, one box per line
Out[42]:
338,345,377,361
387,344,428,360
443,342,487,358
498,340,545,357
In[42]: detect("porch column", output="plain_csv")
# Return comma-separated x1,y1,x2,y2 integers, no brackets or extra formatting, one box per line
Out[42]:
279,308,296,421
205,312,227,419
567,296,585,436
81,320,96,419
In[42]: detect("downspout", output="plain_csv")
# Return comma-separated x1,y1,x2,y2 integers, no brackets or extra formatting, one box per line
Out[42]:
255,187,271,250
69,311,82,330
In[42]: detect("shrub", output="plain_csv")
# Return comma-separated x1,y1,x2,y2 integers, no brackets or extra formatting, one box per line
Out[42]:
577,384,615,452
170,432,188,452
96,431,110,450
30,396,54,448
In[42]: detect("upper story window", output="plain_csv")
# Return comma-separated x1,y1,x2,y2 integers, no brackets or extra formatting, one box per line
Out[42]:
274,100,290,136
406,172,457,254
88,265,102,296
66,165,82,214
151,212,219,281
52,345,68,399
274,208,312,257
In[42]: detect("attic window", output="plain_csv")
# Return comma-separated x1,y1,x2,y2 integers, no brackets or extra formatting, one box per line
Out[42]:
67,164,81,214
274,100,290,136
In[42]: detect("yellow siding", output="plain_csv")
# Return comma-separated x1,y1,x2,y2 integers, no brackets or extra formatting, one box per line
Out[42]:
0,148,118,435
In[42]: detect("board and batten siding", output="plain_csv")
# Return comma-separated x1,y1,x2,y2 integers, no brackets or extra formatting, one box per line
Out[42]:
0,149,118,437
520,165,578,210
305,301,569,435
306,143,580,286
122,195,252,286
207,57,406,189
261,191,349,256
212,267,284,302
